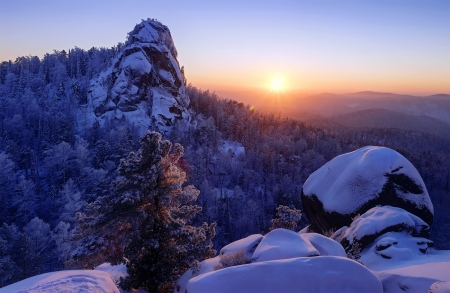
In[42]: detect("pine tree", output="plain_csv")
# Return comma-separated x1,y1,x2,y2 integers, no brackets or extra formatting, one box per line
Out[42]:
71,131,216,292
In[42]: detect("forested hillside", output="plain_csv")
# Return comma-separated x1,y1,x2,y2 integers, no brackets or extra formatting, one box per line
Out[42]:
1,38,449,289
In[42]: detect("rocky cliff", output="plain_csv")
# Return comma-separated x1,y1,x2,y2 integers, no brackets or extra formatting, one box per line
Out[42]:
82,18,190,134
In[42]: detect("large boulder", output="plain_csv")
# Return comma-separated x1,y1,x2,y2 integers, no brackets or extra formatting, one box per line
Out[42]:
81,18,190,134
301,146,433,234
186,256,383,293
332,206,433,253
174,230,346,293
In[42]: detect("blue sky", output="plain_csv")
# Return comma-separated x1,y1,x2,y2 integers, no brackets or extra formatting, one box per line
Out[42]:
1,0,449,94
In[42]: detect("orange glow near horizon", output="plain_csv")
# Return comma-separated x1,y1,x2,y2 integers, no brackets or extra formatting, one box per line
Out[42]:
187,70,450,99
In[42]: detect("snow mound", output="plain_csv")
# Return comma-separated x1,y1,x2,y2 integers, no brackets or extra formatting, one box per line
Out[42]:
187,256,383,293
252,229,319,262
0,270,119,293
95,263,128,284
175,230,346,292
429,281,450,293
374,262,450,293
300,232,346,257
335,206,431,251
359,232,445,271
174,256,220,293
301,146,433,233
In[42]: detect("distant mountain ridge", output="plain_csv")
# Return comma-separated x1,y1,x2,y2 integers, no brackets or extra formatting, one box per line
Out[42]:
295,91,450,124
331,108,450,141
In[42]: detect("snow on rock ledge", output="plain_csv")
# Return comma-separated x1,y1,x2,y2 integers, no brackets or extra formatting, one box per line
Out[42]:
301,146,433,234
174,230,346,293
333,206,432,252
0,270,119,293
374,263,450,293
186,256,383,293
81,19,190,134
252,229,320,262
429,281,450,293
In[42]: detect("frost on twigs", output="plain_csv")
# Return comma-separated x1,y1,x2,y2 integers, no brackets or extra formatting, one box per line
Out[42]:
269,205,302,231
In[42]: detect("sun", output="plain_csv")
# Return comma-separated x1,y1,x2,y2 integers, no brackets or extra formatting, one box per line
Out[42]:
270,77,285,92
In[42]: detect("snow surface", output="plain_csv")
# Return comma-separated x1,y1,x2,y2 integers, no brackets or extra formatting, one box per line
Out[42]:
176,230,347,292
360,232,449,271
302,146,433,214
0,270,119,293
186,256,383,293
219,234,263,259
374,262,450,293
174,256,220,293
338,206,429,245
95,263,128,284
300,232,346,257
429,281,450,293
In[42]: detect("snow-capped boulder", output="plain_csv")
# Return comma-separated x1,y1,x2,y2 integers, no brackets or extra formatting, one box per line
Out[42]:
359,231,440,270
301,146,433,234
300,232,347,257
94,262,128,284
219,234,263,259
175,230,346,292
186,256,383,293
83,18,190,134
0,270,119,293
429,281,450,293
174,256,220,293
253,229,320,262
334,206,432,252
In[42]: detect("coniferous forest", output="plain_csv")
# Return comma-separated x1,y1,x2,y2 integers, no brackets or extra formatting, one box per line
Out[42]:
1,45,450,289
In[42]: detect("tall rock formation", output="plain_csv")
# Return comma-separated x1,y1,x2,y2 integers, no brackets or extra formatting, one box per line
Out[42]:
81,18,190,134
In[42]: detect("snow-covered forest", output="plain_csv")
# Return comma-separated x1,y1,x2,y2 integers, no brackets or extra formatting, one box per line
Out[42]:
1,19,450,292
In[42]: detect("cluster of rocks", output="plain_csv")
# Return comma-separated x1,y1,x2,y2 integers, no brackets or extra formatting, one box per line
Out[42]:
175,146,450,293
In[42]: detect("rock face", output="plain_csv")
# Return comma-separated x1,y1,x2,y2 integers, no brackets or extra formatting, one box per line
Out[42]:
301,146,433,234
332,206,433,253
84,19,190,134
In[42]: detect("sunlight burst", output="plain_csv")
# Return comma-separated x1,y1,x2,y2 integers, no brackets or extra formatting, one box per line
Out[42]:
270,77,285,92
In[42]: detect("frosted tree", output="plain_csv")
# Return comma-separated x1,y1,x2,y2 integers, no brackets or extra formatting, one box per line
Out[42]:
0,153,17,224
58,179,84,226
71,131,216,293
270,205,302,231
23,217,54,266
53,221,73,265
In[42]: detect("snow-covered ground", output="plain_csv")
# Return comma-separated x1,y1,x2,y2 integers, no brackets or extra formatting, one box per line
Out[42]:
174,226,450,293
0,270,119,293
187,256,383,293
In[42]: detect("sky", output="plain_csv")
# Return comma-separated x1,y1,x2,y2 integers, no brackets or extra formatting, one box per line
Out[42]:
1,0,449,98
